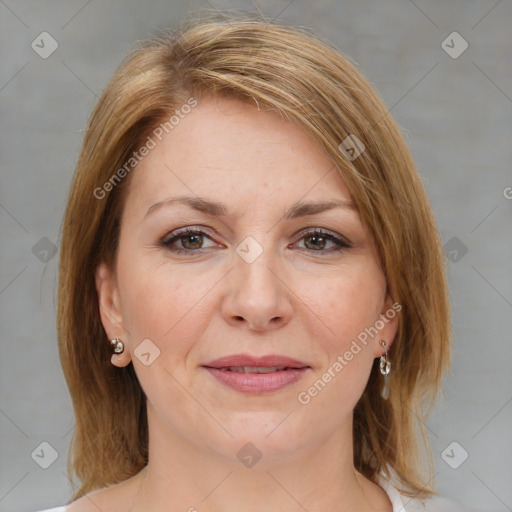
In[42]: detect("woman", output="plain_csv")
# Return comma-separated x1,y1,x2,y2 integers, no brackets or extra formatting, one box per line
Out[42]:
38,12,465,512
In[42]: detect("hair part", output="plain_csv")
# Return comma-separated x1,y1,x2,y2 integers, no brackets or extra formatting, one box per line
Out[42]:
58,10,450,502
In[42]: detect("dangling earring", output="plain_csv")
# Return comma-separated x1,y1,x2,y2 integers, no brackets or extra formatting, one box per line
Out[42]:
379,340,391,399
110,338,124,354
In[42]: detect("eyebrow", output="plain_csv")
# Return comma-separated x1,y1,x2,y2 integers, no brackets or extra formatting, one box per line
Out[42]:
144,195,357,220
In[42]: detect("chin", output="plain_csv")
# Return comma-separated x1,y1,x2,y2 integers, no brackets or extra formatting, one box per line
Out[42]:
203,414,314,467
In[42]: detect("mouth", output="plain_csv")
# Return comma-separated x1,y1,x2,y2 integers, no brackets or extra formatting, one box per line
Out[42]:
209,366,306,373
203,353,310,370
201,354,311,394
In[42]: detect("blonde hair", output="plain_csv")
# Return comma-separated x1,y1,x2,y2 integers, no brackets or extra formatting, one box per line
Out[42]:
58,11,451,502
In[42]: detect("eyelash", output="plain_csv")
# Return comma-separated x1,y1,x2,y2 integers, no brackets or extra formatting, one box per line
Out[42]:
159,227,352,255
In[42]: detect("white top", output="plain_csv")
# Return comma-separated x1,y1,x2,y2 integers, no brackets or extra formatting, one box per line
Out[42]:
378,477,466,511
34,479,466,512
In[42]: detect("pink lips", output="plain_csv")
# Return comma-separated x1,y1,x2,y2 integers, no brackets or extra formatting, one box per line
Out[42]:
202,354,311,394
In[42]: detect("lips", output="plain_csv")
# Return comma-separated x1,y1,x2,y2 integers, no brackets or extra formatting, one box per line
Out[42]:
202,354,311,394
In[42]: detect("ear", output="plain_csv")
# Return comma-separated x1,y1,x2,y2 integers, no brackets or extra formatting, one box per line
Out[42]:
95,262,131,367
372,292,400,358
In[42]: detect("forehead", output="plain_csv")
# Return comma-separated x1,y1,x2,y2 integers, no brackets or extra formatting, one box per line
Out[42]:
126,95,353,215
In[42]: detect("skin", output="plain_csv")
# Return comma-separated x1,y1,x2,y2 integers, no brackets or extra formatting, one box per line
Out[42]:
86,95,398,512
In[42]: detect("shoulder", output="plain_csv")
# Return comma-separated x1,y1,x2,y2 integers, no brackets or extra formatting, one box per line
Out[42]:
33,492,116,512
34,471,141,512
33,508,68,512
377,472,469,512
406,494,470,511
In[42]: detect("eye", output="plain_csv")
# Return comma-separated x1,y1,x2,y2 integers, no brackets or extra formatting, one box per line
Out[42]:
160,227,352,256
160,227,218,254
293,229,352,254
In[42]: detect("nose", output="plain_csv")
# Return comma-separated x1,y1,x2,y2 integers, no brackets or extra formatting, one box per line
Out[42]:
221,246,293,333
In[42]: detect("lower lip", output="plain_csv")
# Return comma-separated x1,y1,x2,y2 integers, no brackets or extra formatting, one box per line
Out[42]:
203,367,310,394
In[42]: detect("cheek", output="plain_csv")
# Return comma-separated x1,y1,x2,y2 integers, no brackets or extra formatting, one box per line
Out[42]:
296,277,381,411
116,255,224,370
301,265,385,348
295,265,384,402
116,262,211,411
116,253,191,341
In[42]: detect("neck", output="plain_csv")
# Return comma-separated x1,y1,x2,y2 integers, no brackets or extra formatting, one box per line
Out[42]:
128,405,392,512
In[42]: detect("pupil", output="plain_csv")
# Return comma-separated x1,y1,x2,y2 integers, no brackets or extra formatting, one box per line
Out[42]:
306,235,325,250
183,234,202,249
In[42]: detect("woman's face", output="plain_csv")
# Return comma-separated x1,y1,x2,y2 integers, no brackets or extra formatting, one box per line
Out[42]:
97,95,398,466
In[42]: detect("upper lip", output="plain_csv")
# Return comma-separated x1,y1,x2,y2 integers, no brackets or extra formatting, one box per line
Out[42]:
202,354,310,369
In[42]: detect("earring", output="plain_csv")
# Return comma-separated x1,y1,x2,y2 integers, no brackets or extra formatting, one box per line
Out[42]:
379,340,391,400
379,340,391,375
110,338,124,354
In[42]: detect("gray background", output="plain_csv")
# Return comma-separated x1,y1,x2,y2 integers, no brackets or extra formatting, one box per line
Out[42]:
1,1,511,511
